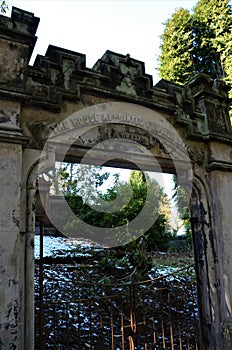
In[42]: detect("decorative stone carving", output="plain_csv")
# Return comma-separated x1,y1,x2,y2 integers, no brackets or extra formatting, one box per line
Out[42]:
28,122,56,149
206,102,231,134
188,74,232,137
186,146,205,165
71,123,170,157
93,51,153,96
116,62,138,96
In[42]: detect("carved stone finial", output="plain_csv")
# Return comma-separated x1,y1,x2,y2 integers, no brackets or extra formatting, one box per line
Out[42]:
93,51,153,97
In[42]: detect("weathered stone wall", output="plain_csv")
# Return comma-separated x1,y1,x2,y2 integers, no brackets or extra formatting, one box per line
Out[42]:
0,7,39,349
210,170,232,313
0,141,23,348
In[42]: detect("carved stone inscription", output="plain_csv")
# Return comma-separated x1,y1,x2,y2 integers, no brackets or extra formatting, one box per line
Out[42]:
77,124,154,148
51,112,187,151
72,124,172,159
47,111,196,162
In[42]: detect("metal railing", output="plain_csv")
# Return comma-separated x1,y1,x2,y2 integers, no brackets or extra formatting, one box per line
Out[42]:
35,264,199,349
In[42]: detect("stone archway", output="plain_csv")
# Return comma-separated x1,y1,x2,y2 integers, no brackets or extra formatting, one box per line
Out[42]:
0,7,232,349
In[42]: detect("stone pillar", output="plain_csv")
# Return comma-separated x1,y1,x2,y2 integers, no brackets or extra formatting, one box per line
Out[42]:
0,7,39,349
0,103,27,348
208,168,232,349
192,166,232,349
188,75,232,349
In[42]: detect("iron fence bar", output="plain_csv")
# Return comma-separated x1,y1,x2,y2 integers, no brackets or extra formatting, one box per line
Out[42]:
38,220,44,350
152,292,158,350
77,301,81,346
65,263,196,288
35,262,199,349
161,277,166,349
65,303,70,348
167,289,174,350
129,284,134,350
52,301,57,349
110,299,115,350
191,281,200,350
121,296,125,350
183,288,191,350
89,298,93,350
143,314,148,350
133,283,139,350
176,287,183,350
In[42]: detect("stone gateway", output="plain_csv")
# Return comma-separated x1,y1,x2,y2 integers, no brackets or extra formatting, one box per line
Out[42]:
0,7,232,350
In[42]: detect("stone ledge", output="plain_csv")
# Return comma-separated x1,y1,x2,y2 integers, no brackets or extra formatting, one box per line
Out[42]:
0,130,29,145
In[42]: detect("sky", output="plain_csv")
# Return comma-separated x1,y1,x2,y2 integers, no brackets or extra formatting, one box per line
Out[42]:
7,0,199,233
10,0,198,84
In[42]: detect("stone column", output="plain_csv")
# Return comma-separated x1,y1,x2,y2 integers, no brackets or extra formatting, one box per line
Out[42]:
0,100,27,348
0,8,39,348
188,74,232,349
208,167,232,349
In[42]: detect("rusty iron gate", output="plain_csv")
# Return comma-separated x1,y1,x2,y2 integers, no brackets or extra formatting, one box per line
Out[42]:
34,263,199,350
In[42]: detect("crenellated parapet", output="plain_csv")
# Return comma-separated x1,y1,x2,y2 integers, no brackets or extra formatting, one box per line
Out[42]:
93,50,153,97
26,44,177,111
0,7,231,143
0,7,39,87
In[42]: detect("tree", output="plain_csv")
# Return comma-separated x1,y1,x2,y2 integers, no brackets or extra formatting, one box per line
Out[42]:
48,166,172,280
145,214,171,252
172,175,192,248
158,0,232,98
44,162,112,234
64,169,172,251
192,0,232,79
158,7,195,84
52,162,110,203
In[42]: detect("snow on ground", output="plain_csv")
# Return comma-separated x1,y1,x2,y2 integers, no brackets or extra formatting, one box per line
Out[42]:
34,236,98,259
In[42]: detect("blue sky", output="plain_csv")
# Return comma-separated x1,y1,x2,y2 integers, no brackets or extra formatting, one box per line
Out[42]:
11,0,198,83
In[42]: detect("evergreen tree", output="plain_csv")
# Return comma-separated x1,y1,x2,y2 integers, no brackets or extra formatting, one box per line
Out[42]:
192,0,232,78
158,0,232,98
158,7,194,84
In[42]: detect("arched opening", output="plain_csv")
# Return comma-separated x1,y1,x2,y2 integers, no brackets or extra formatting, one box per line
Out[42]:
23,102,209,349
33,163,199,349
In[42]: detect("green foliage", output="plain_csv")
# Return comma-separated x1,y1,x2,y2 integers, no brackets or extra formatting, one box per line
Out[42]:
59,168,171,253
159,7,195,84
49,164,172,285
53,162,110,203
192,0,232,78
145,214,172,252
158,0,232,102
172,175,192,248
